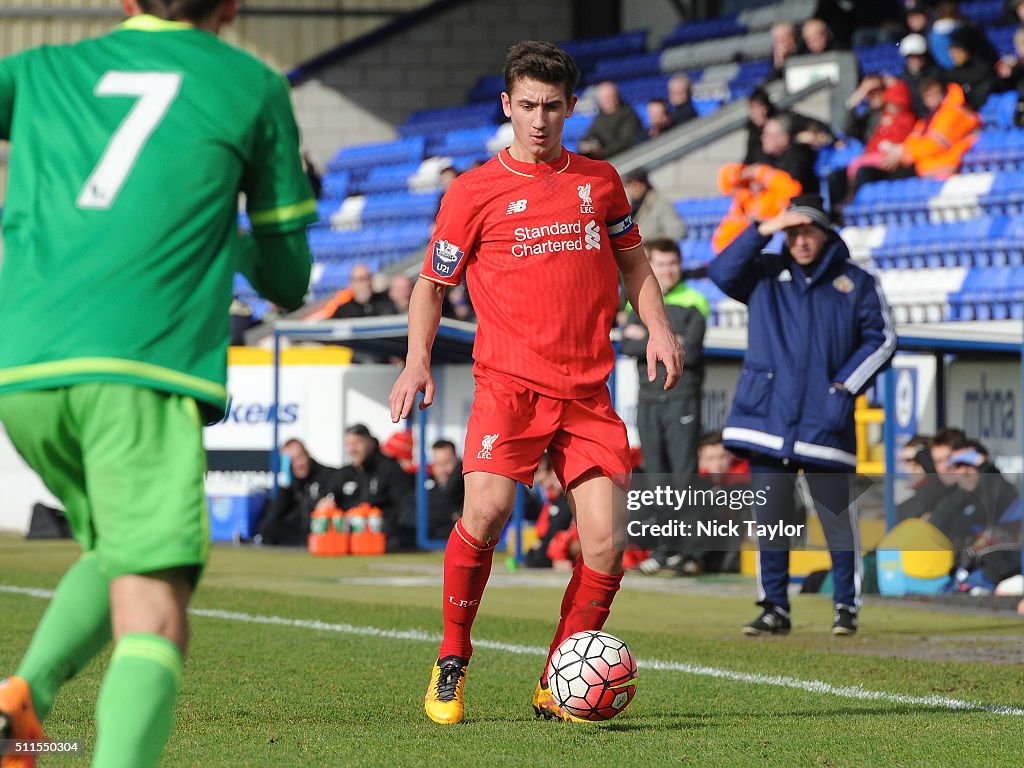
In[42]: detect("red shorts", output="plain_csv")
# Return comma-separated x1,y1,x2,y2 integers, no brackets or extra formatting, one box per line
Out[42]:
462,372,631,490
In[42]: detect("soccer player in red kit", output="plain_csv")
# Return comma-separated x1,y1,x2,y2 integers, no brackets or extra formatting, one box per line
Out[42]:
390,40,681,724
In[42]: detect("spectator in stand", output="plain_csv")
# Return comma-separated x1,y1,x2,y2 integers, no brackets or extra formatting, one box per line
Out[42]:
667,73,698,125
331,263,392,319
257,439,336,546
948,25,1001,110
905,0,933,35
384,273,414,315
995,28,1024,124
896,429,969,521
694,431,751,574
438,166,459,195
853,77,981,189
929,1,998,71
381,429,416,473
442,283,475,323
801,18,842,55
578,81,643,160
813,0,905,47
645,98,676,139
929,426,969,484
743,87,777,165
325,424,415,551
929,440,1020,559
713,112,819,253
995,26,1024,86
427,439,464,540
770,21,800,80
229,296,258,346
523,454,574,568
899,33,945,117
1006,0,1024,24
624,170,687,242
829,79,918,207
896,435,955,521
841,74,888,145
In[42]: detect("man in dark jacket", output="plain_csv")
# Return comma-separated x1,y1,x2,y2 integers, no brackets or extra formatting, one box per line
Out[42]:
257,439,336,546
327,423,415,551
621,239,707,574
709,195,896,637
577,81,643,160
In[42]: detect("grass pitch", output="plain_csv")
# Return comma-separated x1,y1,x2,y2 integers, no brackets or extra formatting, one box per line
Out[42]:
1,534,1022,767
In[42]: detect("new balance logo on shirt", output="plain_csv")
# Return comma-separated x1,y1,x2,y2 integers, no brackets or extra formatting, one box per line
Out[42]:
506,199,528,215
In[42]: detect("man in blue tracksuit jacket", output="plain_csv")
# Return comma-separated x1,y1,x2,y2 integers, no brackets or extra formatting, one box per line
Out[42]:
709,194,896,636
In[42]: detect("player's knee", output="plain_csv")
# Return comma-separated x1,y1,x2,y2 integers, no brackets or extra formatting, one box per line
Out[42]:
461,499,512,541
583,537,625,575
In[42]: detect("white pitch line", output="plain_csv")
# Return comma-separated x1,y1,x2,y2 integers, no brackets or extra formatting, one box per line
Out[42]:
3,584,1022,717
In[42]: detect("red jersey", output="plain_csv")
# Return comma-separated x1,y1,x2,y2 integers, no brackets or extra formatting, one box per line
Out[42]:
421,147,643,398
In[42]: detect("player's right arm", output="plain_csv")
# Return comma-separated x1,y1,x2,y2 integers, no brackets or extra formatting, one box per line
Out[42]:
391,178,479,421
389,278,444,421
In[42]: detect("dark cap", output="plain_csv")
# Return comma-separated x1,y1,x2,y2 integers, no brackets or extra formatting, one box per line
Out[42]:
785,193,833,231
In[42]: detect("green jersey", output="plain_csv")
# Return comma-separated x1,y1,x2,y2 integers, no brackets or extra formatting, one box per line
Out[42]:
0,15,316,419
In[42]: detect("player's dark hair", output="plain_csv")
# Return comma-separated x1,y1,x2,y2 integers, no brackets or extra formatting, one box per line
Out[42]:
432,439,457,454
138,0,224,22
646,238,681,259
504,41,580,102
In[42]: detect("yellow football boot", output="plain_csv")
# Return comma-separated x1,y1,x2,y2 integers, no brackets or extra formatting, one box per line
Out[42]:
424,656,468,724
531,680,585,722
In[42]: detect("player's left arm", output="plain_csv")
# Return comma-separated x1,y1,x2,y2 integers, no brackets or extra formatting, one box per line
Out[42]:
241,72,317,308
832,269,897,395
614,244,682,390
237,230,311,311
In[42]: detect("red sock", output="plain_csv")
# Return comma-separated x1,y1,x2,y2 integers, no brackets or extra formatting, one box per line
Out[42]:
541,559,583,685
438,520,496,661
542,563,622,684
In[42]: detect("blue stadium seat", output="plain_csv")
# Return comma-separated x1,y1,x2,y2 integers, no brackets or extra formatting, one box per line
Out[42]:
320,171,350,200
354,163,421,195
592,52,663,80
327,136,425,172
662,16,746,47
427,126,496,157
962,0,1005,25
400,103,500,136
360,191,441,225
465,73,505,104
560,30,648,70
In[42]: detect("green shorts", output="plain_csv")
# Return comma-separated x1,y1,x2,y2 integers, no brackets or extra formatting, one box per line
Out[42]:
0,383,209,580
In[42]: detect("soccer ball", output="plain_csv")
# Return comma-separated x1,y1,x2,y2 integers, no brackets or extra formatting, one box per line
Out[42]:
547,630,638,721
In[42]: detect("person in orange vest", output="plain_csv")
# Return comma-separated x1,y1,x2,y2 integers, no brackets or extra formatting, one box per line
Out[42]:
712,112,819,253
849,79,981,192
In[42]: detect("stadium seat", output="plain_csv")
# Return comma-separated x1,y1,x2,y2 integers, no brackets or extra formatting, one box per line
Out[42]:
327,136,426,173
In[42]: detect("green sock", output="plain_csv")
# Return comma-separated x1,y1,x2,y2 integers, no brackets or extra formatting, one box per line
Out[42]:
93,633,182,768
16,552,112,719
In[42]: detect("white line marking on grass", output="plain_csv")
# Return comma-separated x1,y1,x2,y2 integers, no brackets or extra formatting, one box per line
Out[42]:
3,584,1022,717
